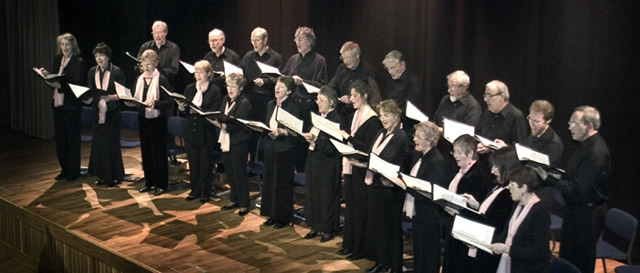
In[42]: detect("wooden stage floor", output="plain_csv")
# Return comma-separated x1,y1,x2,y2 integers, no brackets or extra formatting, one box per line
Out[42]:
0,127,625,272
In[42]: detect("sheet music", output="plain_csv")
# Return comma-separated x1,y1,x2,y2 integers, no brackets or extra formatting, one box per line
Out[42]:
161,86,188,102
114,82,144,104
276,107,304,135
443,118,475,143
68,83,91,98
406,101,429,122
235,118,271,132
256,61,282,75
329,139,368,157
32,67,62,81
368,153,402,187
475,134,501,150
224,61,243,76
400,172,432,193
302,82,320,94
515,143,550,166
180,61,195,74
188,105,224,118
432,184,479,214
310,112,343,140
451,215,495,254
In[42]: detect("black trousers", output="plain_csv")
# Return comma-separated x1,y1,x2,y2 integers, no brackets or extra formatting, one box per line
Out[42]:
185,141,215,199
560,202,607,273
223,142,250,208
412,204,442,273
139,116,168,190
53,107,81,178
341,167,370,258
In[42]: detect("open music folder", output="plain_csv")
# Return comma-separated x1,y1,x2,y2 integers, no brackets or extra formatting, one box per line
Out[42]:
235,118,271,132
114,82,145,106
310,112,343,140
329,139,368,159
368,153,403,189
224,61,243,76
475,134,501,150
443,118,475,143
188,105,227,120
68,83,101,99
399,172,432,193
276,107,304,135
515,143,550,166
302,82,320,94
432,184,479,214
180,61,195,74
32,67,65,82
256,61,282,75
406,101,429,122
451,215,495,254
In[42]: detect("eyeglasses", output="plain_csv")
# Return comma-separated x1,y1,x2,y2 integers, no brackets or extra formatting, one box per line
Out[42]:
527,116,545,124
385,63,400,71
447,84,463,90
293,38,309,43
568,120,582,127
450,150,466,156
483,92,502,98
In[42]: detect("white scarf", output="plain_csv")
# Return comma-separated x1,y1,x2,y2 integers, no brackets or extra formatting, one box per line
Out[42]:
403,157,422,218
496,194,541,273
53,56,70,107
134,69,160,119
217,100,235,152
364,130,395,185
192,81,208,108
342,104,377,175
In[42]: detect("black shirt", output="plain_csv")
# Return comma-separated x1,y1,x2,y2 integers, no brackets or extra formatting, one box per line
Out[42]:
203,47,241,90
522,126,564,167
240,48,283,96
137,40,180,81
282,50,327,99
551,133,610,205
476,103,529,144
381,69,423,111
432,92,482,128
328,61,376,98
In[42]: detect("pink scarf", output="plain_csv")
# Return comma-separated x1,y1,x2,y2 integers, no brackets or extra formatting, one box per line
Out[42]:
496,194,541,273
479,186,508,214
403,158,422,217
217,100,236,152
134,69,160,118
342,104,377,175
52,56,70,107
448,160,476,193
192,81,209,108
94,66,111,124
364,131,395,185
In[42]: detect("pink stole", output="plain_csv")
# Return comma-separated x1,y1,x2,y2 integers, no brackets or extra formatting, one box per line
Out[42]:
448,160,476,193
403,158,422,217
467,185,508,257
94,67,111,124
218,100,235,152
496,194,541,273
341,105,376,175
364,131,395,185
53,56,70,107
134,69,160,118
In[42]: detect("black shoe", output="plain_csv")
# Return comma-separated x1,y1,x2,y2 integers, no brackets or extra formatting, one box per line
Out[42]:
153,188,166,196
94,179,105,185
55,173,67,180
273,222,289,229
304,231,318,239
263,218,276,226
365,263,383,273
337,248,351,256
320,232,335,242
221,202,239,210
66,175,79,181
105,182,118,187
238,208,250,216
139,186,155,193
199,197,209,204
185,195,197,201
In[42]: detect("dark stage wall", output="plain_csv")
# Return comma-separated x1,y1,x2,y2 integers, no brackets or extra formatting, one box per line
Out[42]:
11,0,640,256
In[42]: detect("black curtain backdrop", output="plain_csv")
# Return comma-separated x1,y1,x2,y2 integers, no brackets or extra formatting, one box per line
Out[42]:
4,0,639,257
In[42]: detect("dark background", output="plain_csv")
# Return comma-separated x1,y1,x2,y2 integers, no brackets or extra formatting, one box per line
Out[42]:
6,0,640,259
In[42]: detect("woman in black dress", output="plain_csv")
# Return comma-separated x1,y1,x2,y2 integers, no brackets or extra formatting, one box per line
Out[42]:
214,73,252,215
126,49,172,196
490,166,550,273
301,86,342,242
86,42,126,187
179,60,221,203
363,99,409,273
260,76,301,229
36,33,87,181
337,80,382,260
404,121,445,273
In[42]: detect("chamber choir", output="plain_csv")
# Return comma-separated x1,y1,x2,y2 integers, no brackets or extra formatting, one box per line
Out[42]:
38,21,614,273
